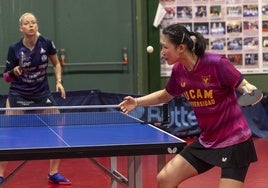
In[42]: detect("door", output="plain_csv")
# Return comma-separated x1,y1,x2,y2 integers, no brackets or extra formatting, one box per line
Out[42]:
0,0,137,94
54,0,136,93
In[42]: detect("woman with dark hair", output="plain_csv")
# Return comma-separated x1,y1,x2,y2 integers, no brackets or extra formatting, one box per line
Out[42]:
119,23,257,188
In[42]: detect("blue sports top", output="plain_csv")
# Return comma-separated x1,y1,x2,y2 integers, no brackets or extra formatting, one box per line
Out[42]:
4,36,57,96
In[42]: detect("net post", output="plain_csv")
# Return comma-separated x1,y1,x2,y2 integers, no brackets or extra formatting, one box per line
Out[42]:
162,103,170,124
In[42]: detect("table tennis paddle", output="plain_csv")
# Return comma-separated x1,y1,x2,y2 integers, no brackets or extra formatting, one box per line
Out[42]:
238,87,263,107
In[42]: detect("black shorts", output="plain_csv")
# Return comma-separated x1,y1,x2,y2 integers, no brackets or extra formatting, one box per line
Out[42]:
8,92,57,107
180,138,257,182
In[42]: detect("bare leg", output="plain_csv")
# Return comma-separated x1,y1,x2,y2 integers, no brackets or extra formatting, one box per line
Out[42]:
0,99,10,178
0,162,7,177
219,178,244,188
1,99,25,179
49,159,60,175
38,109,61,176
157,154,198,188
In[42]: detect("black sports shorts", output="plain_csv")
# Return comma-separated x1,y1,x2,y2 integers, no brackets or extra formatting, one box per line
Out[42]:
180,138,257,182
8,92,57,107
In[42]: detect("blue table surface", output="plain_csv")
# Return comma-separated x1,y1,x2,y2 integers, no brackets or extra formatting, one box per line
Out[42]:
0,112,184,150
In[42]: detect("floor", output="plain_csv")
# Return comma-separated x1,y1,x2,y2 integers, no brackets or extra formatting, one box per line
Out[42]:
1,137,267,188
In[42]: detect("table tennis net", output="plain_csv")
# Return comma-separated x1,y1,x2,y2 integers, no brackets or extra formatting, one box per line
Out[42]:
0,104,169,127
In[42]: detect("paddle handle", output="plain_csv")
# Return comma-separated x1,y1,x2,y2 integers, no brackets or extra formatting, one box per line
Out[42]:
241,86,248,95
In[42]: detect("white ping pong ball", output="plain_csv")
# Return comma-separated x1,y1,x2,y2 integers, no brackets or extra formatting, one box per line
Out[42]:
146,46,154,53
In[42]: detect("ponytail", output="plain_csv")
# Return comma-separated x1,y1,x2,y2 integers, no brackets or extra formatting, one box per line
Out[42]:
188,31,206,57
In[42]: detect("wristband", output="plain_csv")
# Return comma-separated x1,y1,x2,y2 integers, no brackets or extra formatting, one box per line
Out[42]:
3,71,15,82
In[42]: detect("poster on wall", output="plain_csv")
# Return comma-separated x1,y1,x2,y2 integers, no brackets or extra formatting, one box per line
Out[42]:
159,0,268,77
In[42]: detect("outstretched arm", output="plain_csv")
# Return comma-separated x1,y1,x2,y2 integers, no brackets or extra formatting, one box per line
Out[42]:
119,89,173,113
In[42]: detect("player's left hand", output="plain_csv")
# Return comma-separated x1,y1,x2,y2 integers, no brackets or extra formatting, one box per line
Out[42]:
119,96,137,114
56,83,66,99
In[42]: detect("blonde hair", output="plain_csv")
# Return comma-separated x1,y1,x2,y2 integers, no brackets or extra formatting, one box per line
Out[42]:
19,12,37,26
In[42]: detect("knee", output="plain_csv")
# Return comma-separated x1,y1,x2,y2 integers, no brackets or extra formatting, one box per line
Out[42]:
157,172,166,188
157,170,175,188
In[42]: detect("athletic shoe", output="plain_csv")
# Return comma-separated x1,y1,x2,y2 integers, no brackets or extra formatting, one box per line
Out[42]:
48,173,71,185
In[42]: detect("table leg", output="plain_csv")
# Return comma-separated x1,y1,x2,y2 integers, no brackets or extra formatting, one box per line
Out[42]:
157,154,166,172
110,157,117,188
128,156,142,188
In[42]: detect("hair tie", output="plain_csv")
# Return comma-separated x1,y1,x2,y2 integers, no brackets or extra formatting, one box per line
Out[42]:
188,31,195,36
180,33,185,43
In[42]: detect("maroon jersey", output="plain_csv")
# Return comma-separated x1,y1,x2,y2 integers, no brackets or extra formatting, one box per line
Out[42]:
166,52,251,148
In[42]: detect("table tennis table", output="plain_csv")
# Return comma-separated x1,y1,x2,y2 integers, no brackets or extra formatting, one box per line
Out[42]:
0,109,186,188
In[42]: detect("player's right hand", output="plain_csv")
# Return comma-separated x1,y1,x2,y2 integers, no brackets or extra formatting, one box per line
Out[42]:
119,96,137,114
13,66,22,76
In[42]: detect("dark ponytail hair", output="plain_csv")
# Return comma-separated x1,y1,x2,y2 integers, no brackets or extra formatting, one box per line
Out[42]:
162,23,206,57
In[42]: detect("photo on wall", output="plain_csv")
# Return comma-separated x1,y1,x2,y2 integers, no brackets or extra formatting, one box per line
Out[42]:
159,0,267,76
